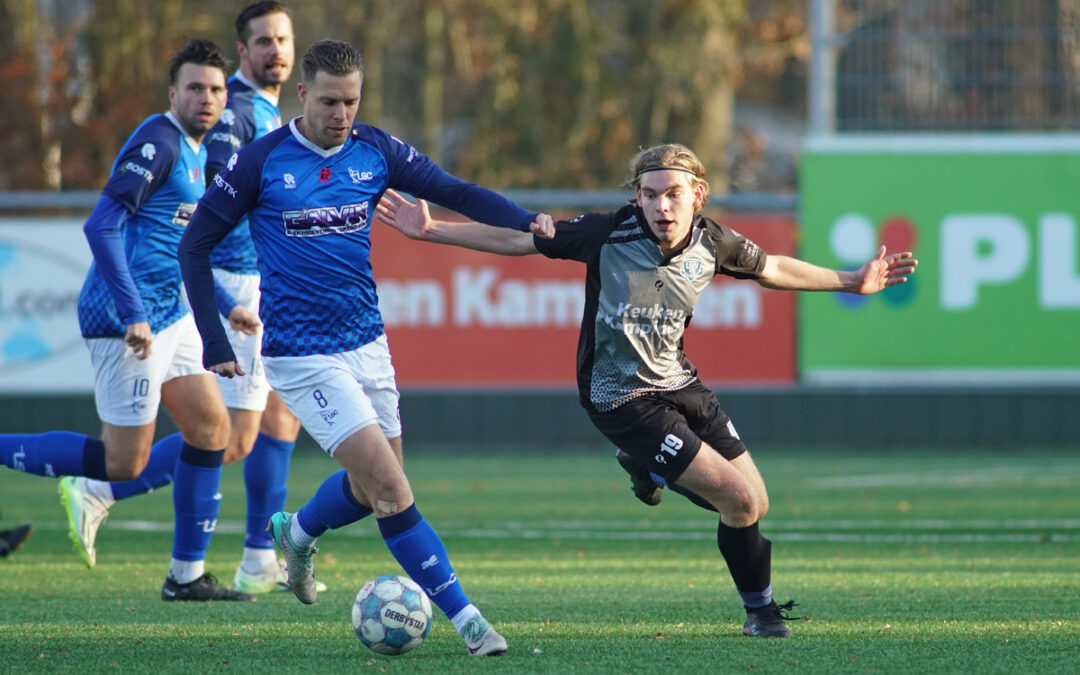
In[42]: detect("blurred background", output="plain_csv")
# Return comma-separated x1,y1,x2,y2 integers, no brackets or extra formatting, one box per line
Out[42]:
1,0,1077,449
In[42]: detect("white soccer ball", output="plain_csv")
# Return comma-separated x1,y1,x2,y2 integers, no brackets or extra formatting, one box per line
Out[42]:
352,574,433,656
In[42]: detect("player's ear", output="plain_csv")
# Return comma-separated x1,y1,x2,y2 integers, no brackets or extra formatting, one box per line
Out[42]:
693,181,706,210
297,81,307,104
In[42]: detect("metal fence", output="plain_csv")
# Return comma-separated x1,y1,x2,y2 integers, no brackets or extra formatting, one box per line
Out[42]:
811,0,1080,132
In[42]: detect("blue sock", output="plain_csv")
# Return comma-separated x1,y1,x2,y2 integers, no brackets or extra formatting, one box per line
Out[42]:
378,504,469,619
243,433,295,548
295,470,372,537
0,432,107,479
109,433,183,500
171,443,224,562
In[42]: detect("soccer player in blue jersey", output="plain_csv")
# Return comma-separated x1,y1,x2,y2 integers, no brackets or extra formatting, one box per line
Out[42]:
0,39,256,601
58,1,310,596
179,39,554,656
375,143,917,639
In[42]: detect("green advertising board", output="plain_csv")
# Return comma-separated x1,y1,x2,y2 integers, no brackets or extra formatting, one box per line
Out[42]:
799,135,1080,384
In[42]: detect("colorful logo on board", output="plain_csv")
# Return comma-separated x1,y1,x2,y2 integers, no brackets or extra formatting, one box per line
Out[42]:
828,213,918,309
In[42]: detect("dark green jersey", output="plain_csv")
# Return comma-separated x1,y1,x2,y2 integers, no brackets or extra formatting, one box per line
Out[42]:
535,204,767,412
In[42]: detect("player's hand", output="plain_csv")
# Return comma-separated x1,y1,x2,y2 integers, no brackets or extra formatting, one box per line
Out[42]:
208,361,245,378
227,305,262,335
125,322,153,360
376,188,431,240
854,246,918,294
530,213,555,239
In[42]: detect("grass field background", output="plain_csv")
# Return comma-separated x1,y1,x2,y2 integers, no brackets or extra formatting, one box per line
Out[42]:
1,444,1078,673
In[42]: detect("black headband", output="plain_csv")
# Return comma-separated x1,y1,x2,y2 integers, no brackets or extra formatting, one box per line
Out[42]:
635,166,699,178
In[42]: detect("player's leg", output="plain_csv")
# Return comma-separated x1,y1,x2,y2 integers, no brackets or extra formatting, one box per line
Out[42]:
246,393,302,549
233,394,306,592
58,326,205,529
613,448,718,511
264,339,507,656
334,427,507,656
671,385,794,637
591,386,794,638
158,371,251,600
56,334,179,567
213,269,307,592
0,335,164,482
156,317,251,601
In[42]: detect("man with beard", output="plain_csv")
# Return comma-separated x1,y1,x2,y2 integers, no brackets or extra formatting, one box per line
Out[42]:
58,2,316,598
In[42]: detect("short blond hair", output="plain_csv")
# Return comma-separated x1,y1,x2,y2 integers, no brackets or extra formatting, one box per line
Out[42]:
625,144,710,208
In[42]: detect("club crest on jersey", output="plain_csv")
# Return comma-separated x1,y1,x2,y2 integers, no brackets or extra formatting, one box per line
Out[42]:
348,167,373,184
227,153,238,171
318,167,332,182
284,173,297,189
188,167,200,183
282,201,369,237
679,257,707,281
141,143,156,160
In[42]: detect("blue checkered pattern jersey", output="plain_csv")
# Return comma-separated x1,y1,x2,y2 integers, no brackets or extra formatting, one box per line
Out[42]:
78,113,207,338
204,72,282,274
180,119,538,366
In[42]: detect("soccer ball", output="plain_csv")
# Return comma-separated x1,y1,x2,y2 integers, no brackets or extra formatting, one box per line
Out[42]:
352,575,433,656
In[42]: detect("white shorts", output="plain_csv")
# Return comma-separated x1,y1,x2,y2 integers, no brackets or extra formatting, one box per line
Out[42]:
212,269,271,411
85,313,205,426
262,335,402,456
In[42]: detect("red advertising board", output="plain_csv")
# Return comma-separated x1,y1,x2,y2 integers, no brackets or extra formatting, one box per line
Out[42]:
371,210,796,388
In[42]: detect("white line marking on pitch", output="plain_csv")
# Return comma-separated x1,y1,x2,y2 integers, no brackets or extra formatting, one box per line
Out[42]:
63,518,1080,544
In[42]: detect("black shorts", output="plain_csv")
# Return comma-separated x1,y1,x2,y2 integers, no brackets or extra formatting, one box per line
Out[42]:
587,381,747,483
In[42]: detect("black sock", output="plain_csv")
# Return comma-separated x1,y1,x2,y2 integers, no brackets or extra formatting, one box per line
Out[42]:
717,520,772,607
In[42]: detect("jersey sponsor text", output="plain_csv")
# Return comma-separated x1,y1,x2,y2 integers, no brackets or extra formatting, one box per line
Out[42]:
282,202,370,237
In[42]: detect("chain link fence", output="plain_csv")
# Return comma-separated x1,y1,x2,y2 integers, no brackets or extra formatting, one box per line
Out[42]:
811,0,1080,132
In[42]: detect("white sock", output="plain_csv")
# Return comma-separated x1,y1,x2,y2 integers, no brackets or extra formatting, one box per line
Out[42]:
84,478,117,506
289,516,316,550
169,558,205,585
450,604,481,633
241,546,278,572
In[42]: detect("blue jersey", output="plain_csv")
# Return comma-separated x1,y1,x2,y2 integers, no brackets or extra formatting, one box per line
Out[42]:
181,119,537,365
78,113,206,338
204,72,282,273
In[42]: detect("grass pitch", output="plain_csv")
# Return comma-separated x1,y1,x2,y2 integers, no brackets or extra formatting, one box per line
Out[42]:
1,445,1078,673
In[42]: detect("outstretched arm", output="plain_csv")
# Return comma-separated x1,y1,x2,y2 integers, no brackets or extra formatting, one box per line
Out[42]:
758,245,917,294
376,188,545,255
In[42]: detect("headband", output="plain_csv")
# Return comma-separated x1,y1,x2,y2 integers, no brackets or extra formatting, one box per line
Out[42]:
635,166,700,178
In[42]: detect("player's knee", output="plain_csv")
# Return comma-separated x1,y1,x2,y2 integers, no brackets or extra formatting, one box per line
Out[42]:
756,492,770,519
259,406,300,440
360,468,412,514
726,486,760,523
223,436,253,464
189,407,231,450
105,456,147,481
